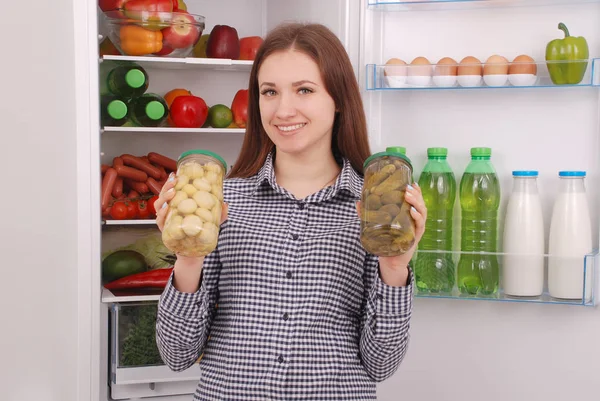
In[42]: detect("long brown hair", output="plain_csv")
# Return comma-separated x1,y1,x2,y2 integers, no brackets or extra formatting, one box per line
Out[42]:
228,22,371,178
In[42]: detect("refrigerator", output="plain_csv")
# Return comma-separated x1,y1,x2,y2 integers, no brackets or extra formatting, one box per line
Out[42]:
74,0,600,400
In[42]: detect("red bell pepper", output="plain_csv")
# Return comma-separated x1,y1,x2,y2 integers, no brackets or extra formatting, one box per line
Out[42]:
169,95,209,128
104,267,173,290
231,89,248,128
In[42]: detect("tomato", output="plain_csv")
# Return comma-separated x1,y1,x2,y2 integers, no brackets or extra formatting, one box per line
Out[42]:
137,200,151,219
126,201,138,219
102,206,112,219
110,202,128,220
148,195,160,217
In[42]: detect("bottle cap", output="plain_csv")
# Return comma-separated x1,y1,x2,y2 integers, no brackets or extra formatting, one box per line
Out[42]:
512,171,538,177
427,147,447,158
559,171,586,177
146,101,165,120
385,146,406,155
107,100,127,120
125,69,146,89
471,147,491,158
364,150,412,170
179,150,228,170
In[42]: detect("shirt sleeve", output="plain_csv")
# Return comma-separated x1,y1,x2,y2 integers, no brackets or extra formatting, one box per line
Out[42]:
155,248,221,372
359,252,414,382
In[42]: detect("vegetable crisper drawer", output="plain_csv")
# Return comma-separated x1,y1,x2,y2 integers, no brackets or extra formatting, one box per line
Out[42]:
110,302,200,399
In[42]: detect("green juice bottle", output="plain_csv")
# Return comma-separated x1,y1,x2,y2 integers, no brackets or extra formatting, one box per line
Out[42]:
129,93,168,127
414,147,457,293
457,147,501,295
100,95,129,127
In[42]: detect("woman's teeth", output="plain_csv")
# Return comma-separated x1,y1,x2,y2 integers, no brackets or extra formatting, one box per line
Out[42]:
278,123,306,132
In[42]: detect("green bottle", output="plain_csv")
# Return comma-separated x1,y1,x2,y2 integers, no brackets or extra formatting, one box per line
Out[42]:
100,95,129,127
129,93,168,127
414,147,456,293
106,63,149,98
457,147,501,295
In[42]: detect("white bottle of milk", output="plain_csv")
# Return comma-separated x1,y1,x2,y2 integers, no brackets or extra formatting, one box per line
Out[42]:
502,171,545,297
548,171,593,300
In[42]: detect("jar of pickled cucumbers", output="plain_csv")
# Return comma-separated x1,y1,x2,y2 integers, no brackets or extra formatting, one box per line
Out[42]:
162,150,227,257
360,150,415,256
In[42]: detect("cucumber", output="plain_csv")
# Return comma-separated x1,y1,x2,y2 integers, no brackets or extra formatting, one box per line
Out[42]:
102,250,147,283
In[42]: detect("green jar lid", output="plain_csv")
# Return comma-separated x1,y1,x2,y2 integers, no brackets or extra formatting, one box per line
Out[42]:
107,100,127,120
125,69,146,88
146,101,165,120
179,149,227,170
427,147,448,158
385,146,406,155
471,147,491,158
364,150,412,169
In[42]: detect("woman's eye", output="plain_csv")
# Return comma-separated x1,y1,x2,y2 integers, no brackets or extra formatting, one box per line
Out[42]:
261,89,276,96
298,88,313,95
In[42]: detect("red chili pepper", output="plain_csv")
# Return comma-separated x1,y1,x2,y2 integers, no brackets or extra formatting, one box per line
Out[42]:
104,267,173,290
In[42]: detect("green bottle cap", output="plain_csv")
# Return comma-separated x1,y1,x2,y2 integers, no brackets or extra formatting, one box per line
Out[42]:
146,101,165,120
385,146,406,155
125,69,146,89
107,100,127,120
427,147,447,158
471,147,491,158
179,149,228,170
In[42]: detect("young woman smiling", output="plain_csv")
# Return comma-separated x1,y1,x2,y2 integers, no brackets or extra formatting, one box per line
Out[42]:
154,22,427,401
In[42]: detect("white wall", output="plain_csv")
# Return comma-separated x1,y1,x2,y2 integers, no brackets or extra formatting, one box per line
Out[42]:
0,0,79,400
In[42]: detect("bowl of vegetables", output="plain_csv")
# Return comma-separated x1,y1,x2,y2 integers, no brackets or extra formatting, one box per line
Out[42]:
102,9,205,57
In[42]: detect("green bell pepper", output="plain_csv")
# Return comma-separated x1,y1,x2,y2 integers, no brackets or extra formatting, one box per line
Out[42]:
545,22,589,85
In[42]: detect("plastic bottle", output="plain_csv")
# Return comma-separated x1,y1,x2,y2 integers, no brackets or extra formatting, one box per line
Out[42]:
106,63,149,98
502,171,545,297
414,147,456,293
548,171,592,300
129,93,168,127
100,95,129,127
457,147,501,295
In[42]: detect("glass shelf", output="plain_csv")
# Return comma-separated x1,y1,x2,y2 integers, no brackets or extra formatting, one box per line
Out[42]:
101,55,253,71
367,0,600,11
366,58,600,90
412,249,598,306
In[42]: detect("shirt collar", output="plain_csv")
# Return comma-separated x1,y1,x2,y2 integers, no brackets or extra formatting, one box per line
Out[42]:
253,151,363,200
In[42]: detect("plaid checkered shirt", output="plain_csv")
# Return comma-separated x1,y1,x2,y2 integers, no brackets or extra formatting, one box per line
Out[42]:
156,152,414,400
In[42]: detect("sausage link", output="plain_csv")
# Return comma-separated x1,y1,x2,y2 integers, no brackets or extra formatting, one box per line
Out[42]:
122,154,162,180
113,157,123,167
101,168,118,210
115,164,148,182
148,152,177,172
112,177,123,198
124,179,149,194
146,177,163,195
101,164,110,174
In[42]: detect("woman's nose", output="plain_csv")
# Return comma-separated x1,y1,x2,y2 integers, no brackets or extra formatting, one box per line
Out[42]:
275,93,297,119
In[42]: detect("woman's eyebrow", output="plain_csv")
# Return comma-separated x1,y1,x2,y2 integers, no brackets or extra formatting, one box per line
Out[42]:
259,80,318,88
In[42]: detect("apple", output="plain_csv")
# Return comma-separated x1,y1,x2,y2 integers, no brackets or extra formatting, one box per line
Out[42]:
153,43,174,56
239,36,263,61
206,25,240,59
162,14,198,49
174,0,187,11
192,34,209,58
162,11,200,49
98,0,127,12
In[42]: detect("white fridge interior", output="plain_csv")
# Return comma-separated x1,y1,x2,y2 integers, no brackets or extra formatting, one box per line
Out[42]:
89,1,600,400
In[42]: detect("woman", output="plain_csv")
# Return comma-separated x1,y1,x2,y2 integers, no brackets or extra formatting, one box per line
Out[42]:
154,22,427,400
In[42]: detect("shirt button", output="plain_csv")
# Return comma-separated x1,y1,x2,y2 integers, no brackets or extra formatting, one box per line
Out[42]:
283,313,289,321
286,271,292,279
278,355,284,363
291,234,299,240
298,202,305,210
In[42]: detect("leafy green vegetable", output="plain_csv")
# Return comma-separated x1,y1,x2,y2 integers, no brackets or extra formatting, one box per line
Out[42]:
104,233,175,270
119,304,163,367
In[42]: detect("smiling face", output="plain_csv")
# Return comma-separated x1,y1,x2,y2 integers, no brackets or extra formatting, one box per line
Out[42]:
257,49,337,158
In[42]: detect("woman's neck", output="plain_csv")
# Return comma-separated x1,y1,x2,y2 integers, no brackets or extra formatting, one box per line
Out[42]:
274,150,341,200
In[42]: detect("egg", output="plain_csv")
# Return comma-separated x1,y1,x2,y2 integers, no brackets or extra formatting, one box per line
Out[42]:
384,58,407,76
508,55,537,86
433,57,458,87
508,54,537,75
409,56,433,76
458,56,482,76
383,58,407,88
484,55,509,75
434,57,458,76
407,56,433,87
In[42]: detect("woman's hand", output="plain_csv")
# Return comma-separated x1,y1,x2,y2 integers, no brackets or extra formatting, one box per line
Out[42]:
154,173,177,232
357,183,427,287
